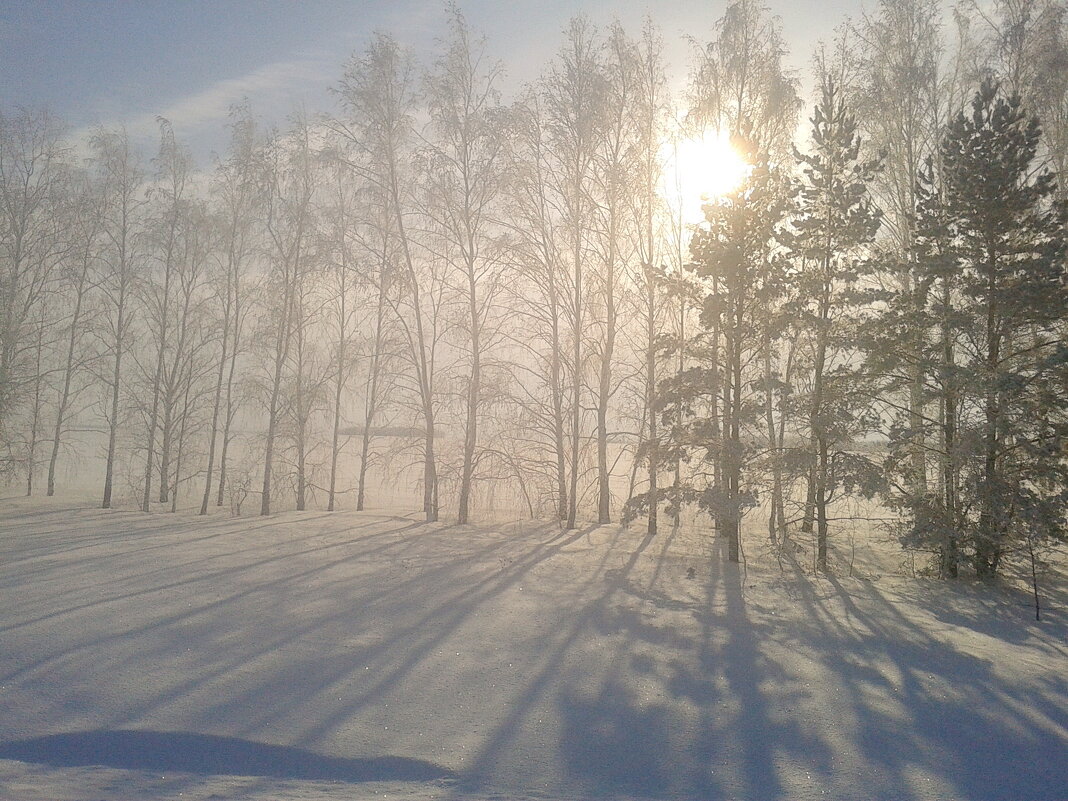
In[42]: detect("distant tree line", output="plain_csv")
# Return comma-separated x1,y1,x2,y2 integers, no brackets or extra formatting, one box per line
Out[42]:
1,0,1065,580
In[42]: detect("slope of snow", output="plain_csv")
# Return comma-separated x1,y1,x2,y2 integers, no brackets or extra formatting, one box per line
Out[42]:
1,497,1065,800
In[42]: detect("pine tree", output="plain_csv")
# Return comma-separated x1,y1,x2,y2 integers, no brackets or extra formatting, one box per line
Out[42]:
788,78,883,572
660,151,792,562
941,80,1067,577
891,157,967,577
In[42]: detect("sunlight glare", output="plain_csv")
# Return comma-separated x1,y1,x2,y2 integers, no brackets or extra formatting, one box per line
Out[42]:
661,131,751,225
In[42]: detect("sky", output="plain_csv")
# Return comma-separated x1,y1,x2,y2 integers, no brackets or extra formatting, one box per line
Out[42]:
0,0,867,163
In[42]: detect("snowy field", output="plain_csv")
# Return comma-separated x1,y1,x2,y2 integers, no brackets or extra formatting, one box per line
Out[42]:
1,496,1066,801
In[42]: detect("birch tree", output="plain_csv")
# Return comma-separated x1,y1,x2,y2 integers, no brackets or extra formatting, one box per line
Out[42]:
0,109,67,473
544,17,606,529
201,104,259,515
502,93,571,521
91,128,144,509
47,170,102,496
620,20,671,536
338,33,442,521
258,117,317,515
424,8,507,524
141,119,191,511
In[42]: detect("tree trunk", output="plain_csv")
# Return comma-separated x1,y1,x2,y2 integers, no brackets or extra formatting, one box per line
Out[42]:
567,242,582,531
816,435,830,572
645,265,658,538
975,262,1001,578
102,283,127,511
201,260,234,515
217,303,240,507
549,280,568,523
328,341,345,513
25,321,44,497
939,280,959,578
261,277,292,516
458,255,480,525
200,327,229,515
102,336,122,506
158,390,173,504
295,294,308,513
811,284,831,571
595,223,617,525
357,278,386,512
673,290,684,529
142,341,165,511
908,272,929,499
170,362,193,513
49,246,93,497
723,300,743,563
763,333,782,543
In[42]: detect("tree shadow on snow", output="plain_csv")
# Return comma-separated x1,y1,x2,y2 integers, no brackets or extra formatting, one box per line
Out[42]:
0,730,456,784
789,572,1068,800
558,532,823,800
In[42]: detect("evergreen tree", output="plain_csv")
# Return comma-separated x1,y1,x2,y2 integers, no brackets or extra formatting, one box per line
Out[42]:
660,151,792,562
788,78,883,572
945,80,1067,577
903,80,1068,577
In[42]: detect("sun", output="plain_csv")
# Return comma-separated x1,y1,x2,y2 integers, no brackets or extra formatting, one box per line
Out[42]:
660,131,751,225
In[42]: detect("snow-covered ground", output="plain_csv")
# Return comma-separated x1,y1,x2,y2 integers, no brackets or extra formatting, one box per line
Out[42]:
1,496,1065,800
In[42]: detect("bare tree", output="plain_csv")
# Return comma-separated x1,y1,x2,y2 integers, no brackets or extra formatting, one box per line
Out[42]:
0,108,67,474
688,0,801,160
424,7,508,524
337,33,442,521
286,129,326,513
587,22,642,525
621,20,670,536
47,170,102,496
504,92,571,522
91,128,144,509
140,119,192,511
353,180,400,512
201,104,259,515
258,116,317,515
544,17,607,529
320,153,363,512
162,198,214,510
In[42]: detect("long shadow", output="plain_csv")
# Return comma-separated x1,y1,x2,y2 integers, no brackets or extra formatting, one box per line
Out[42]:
0,510,357,589
790,572,1068,800
462,526,700,798
689,537,823,798
555,529,699,798
288,521,598,744
14,515,590,750
0,519,431,690
106,518,524,727
553,529,831,800
0,517,421,640
0,730,455,783
557,677,674,797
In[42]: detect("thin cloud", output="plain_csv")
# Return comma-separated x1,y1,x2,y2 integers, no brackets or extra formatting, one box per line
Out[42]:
70,54,336,158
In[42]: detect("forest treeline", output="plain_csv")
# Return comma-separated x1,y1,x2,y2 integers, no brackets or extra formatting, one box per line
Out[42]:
1,0,1066,579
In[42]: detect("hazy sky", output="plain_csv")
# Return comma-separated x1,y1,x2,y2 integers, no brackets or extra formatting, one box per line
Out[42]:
0,0,869,161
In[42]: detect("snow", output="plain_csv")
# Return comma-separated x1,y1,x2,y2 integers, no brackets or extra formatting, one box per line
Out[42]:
1,496,1066,800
